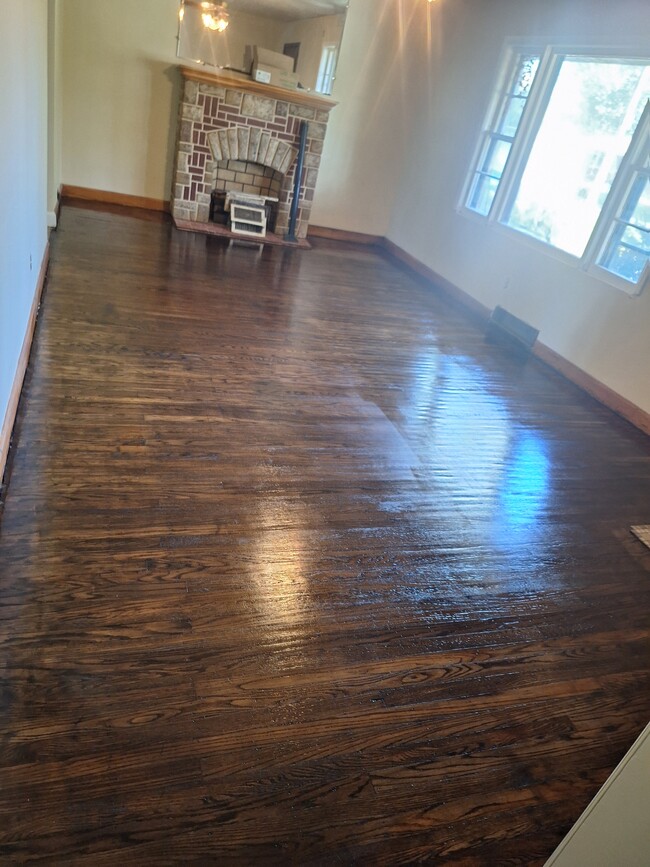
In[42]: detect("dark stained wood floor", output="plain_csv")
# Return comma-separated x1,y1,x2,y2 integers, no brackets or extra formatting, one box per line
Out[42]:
1,203,649,865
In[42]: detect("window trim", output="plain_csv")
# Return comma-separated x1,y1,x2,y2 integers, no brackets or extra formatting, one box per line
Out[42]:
459,42,650,295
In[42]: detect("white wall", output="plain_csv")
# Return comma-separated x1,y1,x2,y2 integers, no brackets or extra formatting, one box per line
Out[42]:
386,0,650,415
0,0,48,446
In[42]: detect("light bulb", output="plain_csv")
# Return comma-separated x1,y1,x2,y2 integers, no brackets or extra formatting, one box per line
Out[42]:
200,3,228,32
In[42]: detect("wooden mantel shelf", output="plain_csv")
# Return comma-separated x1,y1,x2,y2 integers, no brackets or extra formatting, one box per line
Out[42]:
179,65,338,112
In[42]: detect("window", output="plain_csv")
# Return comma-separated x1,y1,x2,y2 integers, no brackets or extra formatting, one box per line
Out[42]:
466,53,540,216
315,44,338,96
601,168,650,282
462,46,650,294
591,105,650,289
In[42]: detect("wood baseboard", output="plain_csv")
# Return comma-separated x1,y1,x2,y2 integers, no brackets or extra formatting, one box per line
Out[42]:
381,237,649,438
0,243,50,485
61,185,171,214
533,342,650,436
308,225,383,246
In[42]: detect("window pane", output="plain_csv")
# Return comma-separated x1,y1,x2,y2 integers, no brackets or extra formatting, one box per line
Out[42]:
510,56,540,97
622,174,650,227
498,96,526,137
481,138,511,177
469,174,499,215
604,244,648,282
601,175,650,282
506,59,650,256
620,224,650,253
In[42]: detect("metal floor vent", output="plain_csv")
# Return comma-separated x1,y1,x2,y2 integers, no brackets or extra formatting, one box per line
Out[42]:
486,305,539,355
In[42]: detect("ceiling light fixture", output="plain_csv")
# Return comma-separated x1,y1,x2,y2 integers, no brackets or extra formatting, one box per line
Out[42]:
179,1,229,32
200,1,229,32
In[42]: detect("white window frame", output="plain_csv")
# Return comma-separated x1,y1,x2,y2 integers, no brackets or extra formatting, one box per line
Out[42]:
585,102,650,295
460,45,543,218
459,42,650,295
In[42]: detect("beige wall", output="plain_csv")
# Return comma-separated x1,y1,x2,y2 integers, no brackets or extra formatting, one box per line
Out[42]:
280,13,345,91
0,0,48,441
60,0,181,200
310,0,417,236
47,0,63,221
386,0,650,416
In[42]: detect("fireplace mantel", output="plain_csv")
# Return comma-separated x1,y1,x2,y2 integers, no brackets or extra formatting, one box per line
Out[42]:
179,66,338,113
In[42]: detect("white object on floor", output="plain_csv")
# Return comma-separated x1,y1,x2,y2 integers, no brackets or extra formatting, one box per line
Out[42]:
631,525,650,549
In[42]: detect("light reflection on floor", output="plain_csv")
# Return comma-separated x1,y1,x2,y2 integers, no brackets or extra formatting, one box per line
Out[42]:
387,351,556,596
495,428,550,545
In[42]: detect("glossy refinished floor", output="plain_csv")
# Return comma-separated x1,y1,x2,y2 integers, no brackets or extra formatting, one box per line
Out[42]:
1,204,649,864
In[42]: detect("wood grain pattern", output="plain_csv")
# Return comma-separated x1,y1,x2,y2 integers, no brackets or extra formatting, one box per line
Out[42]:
0,204,649,864
381,238,650,437
308,225,384,246
0,242,49,484
382,237,492,322
533,341,650,437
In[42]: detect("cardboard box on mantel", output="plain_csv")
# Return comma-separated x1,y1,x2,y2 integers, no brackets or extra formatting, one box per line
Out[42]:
252,46,299,91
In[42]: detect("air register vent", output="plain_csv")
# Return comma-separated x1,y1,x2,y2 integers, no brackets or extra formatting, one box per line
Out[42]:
487,305,539,354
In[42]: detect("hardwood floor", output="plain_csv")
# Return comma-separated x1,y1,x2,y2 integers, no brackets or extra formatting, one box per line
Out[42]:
1,203,649,864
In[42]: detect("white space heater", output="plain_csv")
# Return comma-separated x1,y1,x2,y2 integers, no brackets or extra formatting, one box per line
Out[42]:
230,202,267,238
226,192,277,239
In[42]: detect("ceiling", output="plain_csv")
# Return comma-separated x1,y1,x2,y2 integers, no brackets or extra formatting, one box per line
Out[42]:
230,0,348,21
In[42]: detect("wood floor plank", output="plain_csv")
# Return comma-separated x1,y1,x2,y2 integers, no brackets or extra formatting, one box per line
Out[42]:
0,203,649,863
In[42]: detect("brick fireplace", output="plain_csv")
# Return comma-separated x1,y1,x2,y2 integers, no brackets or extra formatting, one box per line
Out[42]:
171,67,336,240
